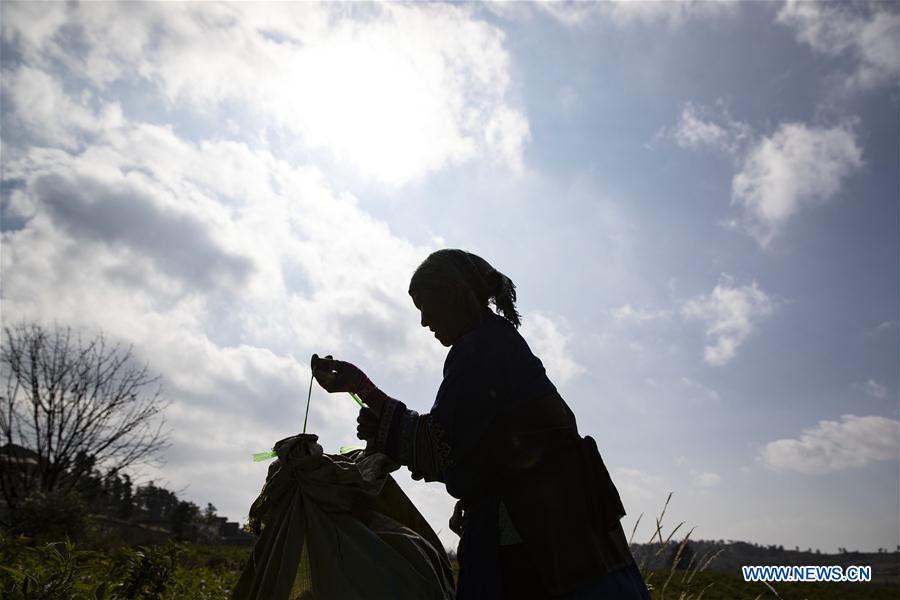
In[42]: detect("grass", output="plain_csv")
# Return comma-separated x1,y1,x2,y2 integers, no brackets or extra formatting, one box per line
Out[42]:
633,492,722,599
631,493,898,600
2,493,896,599
0,536,249,600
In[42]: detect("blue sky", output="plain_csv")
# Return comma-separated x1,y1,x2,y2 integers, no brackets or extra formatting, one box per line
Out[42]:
1,1,897,553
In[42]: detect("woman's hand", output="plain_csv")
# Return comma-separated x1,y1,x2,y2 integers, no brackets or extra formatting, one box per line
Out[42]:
311,354,372,395
356,405,379,443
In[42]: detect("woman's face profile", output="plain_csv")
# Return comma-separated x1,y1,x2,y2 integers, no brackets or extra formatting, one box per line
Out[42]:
411,287,468,347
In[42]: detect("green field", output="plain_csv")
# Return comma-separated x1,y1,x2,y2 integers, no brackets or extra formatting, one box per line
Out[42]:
2,538,898,599
1,539,248,600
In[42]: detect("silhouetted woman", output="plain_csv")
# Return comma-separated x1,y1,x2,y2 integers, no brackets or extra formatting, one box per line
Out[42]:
312,249,650,599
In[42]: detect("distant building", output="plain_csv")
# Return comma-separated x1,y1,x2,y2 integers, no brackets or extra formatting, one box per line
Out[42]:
0,443,40,502
223,523,256,546
0,443,39,469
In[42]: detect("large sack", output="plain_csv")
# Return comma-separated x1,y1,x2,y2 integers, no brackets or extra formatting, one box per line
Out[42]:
232,434,455,600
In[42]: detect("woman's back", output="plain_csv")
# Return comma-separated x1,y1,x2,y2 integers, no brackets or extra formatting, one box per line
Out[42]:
433,312,633,596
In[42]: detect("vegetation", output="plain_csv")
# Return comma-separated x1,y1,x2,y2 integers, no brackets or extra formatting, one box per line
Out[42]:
0,488,896,599
0,322,169,521
0,322,247,548
627,493,898,599
0,536,247,600
2,454,242,546
1,534,896,600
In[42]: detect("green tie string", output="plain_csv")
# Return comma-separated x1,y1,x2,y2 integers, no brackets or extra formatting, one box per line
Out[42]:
252,388,366,461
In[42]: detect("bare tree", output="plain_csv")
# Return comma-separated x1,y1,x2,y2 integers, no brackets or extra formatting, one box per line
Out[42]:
0,322,169,519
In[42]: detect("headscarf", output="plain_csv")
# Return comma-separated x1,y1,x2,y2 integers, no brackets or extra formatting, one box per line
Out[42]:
408,249,521,328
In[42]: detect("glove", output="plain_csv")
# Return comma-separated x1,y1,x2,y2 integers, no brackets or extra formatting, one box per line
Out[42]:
310,354,373,396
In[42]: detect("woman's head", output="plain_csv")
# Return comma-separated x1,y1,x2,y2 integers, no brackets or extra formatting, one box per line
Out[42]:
408,249,520,346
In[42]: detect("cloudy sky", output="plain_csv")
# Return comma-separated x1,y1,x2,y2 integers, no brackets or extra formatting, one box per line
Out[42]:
2,1,898,553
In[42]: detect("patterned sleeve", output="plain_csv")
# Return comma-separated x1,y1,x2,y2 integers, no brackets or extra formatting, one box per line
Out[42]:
370,396,452,483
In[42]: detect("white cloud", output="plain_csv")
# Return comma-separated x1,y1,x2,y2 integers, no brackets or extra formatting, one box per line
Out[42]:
521,0,735,29
661,103,863,247
4,118,447,369
0,2,69,63
531,2,601,27
520,312,584,386
1,2,529,186
680,377,721,403
682,275,775,366
611,303,672,323
860,379,889,400
731,122,863,246
868,320,899,338
0,79,448,523
557,85,582,116
2,66,123,150
33,170,254,290
692,471,721,488
761,415,900,474
613,467,666,502
659,101,752,156
603,0,736,27
777,1,900,90
644,376,721,405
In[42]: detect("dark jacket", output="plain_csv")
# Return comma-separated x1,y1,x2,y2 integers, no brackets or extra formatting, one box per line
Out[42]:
383,313,631,598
